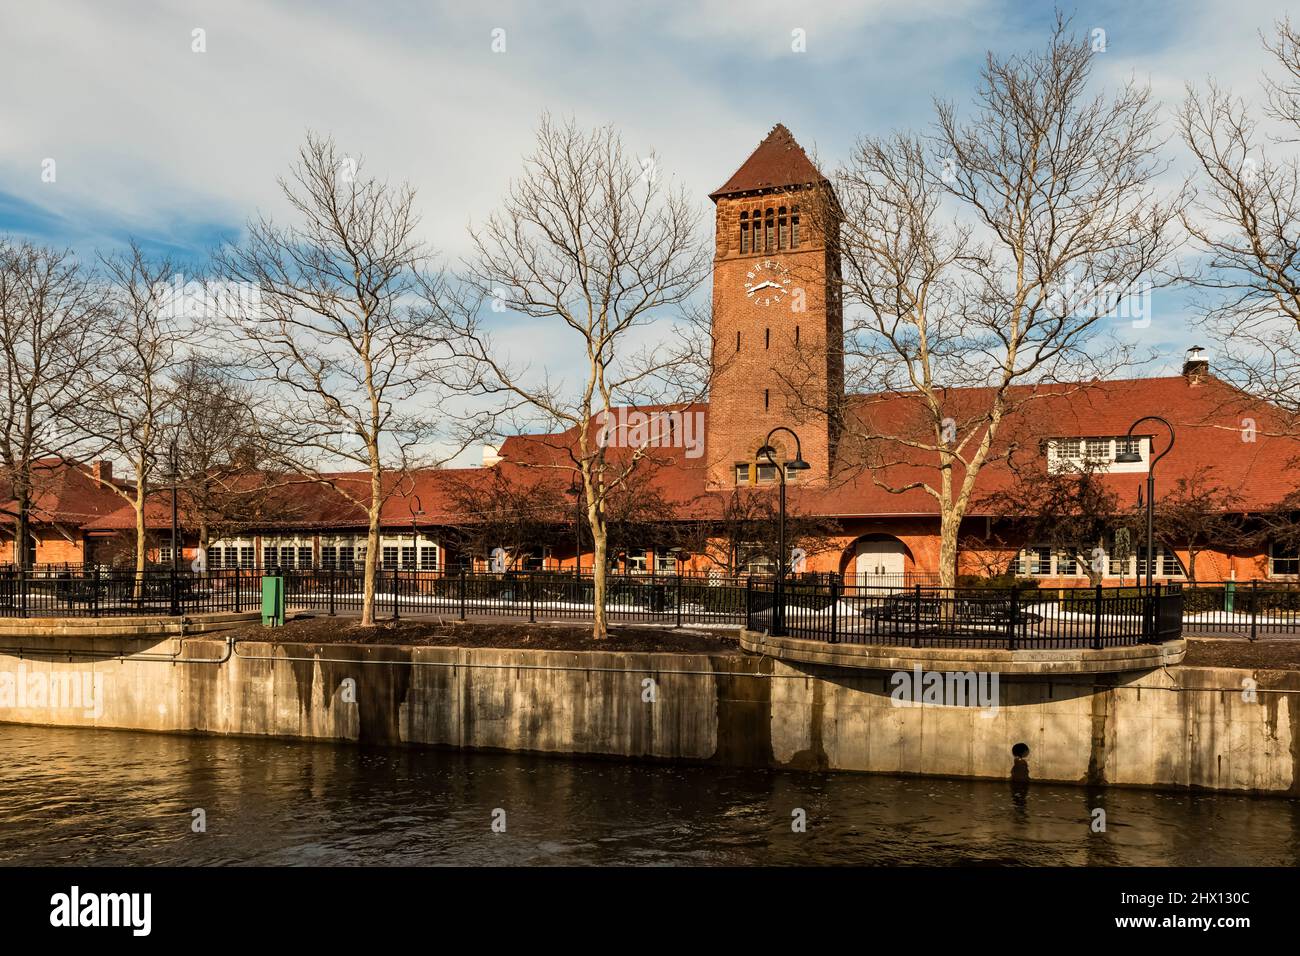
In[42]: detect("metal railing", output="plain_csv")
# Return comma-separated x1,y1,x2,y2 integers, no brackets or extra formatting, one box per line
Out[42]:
0,567,1188,650
1175,580,1300,638
746,581,1184,649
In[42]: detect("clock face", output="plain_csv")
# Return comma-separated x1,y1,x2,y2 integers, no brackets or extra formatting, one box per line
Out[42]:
743,259,791,307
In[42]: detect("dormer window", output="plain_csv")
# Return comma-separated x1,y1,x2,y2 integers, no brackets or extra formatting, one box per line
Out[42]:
1084,438,1109,461
1047,435,1147,473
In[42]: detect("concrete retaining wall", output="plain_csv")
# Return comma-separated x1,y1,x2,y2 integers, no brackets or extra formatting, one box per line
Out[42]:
0,636,1296,794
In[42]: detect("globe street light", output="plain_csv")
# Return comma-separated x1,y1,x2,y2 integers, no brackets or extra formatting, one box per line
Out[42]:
758,427,811,635
1114,416,1176,589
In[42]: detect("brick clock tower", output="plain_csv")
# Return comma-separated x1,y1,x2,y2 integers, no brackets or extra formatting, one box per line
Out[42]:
706,124,842,488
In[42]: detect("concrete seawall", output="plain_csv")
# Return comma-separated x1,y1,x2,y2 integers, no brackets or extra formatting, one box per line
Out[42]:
0,635,1296,794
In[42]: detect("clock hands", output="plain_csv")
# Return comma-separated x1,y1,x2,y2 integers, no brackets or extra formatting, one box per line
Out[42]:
746,280,780,296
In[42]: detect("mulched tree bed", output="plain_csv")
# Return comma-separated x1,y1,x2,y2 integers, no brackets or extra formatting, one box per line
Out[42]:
224,614,741,654
1181,639,1300,670
218,616,1300,669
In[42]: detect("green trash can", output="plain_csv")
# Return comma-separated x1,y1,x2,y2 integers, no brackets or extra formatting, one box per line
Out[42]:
262,575,285,627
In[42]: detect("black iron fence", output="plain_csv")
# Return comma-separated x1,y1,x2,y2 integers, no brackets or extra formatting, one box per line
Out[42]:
1176,580,1300,637
0,567,253,617
747,581,1184,649
281,568,754,626
0,566,1191,650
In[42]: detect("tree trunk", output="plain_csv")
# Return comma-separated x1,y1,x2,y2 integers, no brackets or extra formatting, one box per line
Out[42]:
14,486,29,571
589,502,608,640
134,484,147,603
360,461,382,626
938,512,960,590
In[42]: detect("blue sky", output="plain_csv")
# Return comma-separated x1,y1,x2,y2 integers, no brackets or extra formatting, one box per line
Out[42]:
0,0,1288,381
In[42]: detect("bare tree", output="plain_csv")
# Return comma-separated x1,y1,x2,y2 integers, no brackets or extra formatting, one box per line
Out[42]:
674,487,841,578
440,466,569,569
217,132,481,625
0,239,107,568
1150,465,1249,582
445,115,709,638
83,242,193,583
818,18,1180,588
166,355,302,560
1180,17,1300,424
977,451,1123,586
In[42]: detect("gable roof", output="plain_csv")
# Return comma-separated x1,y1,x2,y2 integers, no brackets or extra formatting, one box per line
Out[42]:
806,374,1300,518
0,458,131,527
709,124,827,200
19,374,1300,538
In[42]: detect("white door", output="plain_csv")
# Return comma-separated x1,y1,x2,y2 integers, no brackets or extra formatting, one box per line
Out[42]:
854,539,906,589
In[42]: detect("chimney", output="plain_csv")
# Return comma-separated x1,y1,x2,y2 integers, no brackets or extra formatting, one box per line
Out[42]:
1182,346,1209,385
482,444,502,467
91,459,113,483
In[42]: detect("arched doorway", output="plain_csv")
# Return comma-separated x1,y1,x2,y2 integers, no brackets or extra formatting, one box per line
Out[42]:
851,537,908,588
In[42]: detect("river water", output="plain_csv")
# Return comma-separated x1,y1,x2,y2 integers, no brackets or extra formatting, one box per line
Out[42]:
2,724,1297,866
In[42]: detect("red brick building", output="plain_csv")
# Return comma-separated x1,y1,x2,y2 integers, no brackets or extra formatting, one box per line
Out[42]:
3,125,1299,584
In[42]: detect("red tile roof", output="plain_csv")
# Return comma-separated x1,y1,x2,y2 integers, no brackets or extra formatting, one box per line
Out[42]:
18,374,1300,536
709,124,827,199
796,375,1300,517
0,459,131,526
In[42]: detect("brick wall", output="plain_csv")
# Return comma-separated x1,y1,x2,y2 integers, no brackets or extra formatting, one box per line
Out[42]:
707,185,842,488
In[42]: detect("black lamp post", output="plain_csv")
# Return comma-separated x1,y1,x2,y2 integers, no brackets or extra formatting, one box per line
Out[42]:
1114,416,1175,589
168,439,179,572
569,478,583,577
759,427,811,635
408,494,425,571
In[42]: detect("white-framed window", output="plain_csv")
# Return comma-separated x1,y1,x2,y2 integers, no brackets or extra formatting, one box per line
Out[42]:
378,534,436,570
420,546,438,570
1047,436,1148,474
1056,550,1083,576
742,549,775,575
1017,546,1053,576
734,463,750,485
1271,541,1300,577
655,550,680,572
212,538,256,569
257,536,314,569
1135,547,1184,578
158,545,174,565
1084,438,1110,461
755,462,778,483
